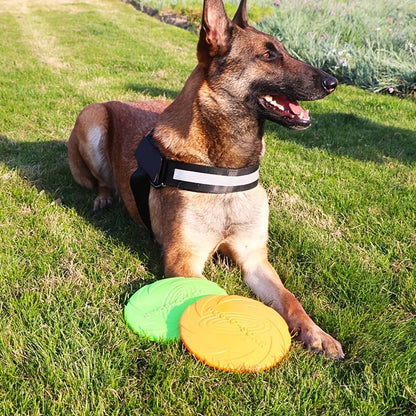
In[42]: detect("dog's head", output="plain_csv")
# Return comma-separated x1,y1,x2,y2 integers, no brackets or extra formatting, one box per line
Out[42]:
197,0,337,130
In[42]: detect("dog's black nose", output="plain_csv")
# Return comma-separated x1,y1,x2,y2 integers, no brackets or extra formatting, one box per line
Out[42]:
322,76,338,93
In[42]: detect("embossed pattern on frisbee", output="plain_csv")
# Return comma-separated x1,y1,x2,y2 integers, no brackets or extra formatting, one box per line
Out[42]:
180,295,291,372
124,277,226,342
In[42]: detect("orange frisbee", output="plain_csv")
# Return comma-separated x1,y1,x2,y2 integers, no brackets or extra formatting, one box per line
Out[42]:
180,295,291,372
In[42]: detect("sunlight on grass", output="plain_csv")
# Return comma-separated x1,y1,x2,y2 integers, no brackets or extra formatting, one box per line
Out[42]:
0,0,415,414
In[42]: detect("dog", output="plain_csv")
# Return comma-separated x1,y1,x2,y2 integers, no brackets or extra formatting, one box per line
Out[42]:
68,0,344,359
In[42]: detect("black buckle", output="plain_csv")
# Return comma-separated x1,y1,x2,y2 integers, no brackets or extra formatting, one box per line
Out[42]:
150,158,167,189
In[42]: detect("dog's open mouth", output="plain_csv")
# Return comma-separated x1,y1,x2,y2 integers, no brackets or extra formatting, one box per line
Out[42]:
259,94,311,129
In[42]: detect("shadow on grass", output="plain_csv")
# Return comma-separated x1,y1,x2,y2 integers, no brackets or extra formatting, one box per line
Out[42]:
0,135,164,298
267,112,416,164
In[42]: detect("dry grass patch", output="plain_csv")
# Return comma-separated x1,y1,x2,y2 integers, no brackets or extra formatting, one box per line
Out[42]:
268,188,343,240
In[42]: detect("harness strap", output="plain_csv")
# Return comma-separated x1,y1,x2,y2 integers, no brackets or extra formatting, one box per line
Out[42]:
130,166,153,235
130,130,260,234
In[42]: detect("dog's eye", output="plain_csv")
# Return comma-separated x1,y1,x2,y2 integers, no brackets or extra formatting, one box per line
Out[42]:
261,50,277,61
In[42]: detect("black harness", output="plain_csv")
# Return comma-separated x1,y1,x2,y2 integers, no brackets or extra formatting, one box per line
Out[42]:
130,130,260,234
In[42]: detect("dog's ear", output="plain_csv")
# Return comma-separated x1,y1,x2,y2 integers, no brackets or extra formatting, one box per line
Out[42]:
197,0,233,66
232,0,248,28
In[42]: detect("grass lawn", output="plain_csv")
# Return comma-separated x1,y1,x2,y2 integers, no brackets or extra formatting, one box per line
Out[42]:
0,0,415,414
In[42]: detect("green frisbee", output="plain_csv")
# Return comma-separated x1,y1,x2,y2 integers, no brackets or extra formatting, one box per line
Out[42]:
124,277,226,341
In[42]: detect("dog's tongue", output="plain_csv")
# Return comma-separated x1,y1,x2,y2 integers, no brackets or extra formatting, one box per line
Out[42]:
262,94,310,121
275,95,303,115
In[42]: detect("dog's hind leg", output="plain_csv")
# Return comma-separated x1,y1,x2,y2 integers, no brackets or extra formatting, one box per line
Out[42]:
68,104,114,212
68,129,97,189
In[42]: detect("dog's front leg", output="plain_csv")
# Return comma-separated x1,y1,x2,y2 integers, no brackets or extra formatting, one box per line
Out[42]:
239,249,344,359
162,233,216,279
163,246,207,278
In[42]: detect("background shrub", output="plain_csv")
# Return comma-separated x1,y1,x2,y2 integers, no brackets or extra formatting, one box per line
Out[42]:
130,0,416,97
258,0,416,97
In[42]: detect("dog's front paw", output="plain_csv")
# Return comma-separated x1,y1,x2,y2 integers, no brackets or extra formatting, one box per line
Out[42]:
297,325,344,360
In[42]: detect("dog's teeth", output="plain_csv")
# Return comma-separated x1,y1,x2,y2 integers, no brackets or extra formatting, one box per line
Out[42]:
263,95,286,113
271,100,285,111
299,109,310,120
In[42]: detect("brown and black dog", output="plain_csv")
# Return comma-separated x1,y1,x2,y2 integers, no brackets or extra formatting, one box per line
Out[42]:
68,0,344,358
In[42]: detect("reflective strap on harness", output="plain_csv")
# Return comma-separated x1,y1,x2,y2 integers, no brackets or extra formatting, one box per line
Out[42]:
173,167,259,187
161,159,259,194
130,130,260,234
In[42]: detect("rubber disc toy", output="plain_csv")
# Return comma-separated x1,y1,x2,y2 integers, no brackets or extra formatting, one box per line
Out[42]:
124,277,226,341
180,294,291,372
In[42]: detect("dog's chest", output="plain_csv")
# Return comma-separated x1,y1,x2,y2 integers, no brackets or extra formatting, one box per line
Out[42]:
200,191,266,232
151,185,269,243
